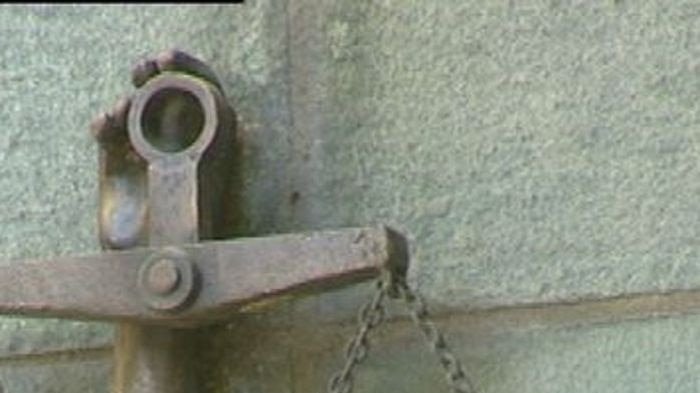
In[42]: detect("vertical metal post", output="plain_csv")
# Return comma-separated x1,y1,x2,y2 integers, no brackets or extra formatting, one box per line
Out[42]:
112,161,200,393
111,73,226,393
113,326,197,393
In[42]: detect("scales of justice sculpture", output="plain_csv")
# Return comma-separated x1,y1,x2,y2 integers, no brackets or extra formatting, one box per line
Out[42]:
0,50,473,393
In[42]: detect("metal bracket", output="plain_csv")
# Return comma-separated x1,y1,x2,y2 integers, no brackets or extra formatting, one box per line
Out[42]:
0,50,409,393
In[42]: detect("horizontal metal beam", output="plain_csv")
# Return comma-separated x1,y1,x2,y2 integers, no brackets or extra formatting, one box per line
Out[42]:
0,226,407,327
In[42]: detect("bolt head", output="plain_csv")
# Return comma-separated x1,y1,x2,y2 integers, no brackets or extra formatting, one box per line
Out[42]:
146,258,180,295
138,249,197,312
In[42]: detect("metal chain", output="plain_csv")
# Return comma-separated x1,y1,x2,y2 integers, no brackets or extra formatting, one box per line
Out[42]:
395,278,477,393
327,279,387,393
327,276,477,393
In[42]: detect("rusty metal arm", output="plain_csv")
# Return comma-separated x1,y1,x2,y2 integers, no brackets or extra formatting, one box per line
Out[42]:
0,226,407,327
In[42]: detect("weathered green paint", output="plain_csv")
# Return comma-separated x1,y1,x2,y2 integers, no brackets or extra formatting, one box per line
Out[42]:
2,1,700,392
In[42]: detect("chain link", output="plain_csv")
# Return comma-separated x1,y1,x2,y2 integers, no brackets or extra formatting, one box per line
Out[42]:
396,278,477,393
327,275,477,393
328,279,387,393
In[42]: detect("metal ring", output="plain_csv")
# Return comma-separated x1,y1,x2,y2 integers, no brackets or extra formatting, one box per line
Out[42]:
128,72,219,162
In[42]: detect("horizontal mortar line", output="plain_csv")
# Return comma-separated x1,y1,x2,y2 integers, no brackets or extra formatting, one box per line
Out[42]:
282,287,700,338
4,287,700,361
0,344,111,365
215,288,700,354
393,287,700,334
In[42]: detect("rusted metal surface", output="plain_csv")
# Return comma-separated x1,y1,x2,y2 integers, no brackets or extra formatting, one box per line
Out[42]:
0,49,409,393
113,326,197,393
91,51,236,251
137,248,196,311
0,226,406,326
96,50,238,393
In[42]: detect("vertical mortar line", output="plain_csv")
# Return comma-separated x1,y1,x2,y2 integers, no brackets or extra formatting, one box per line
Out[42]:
284,2,300,391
